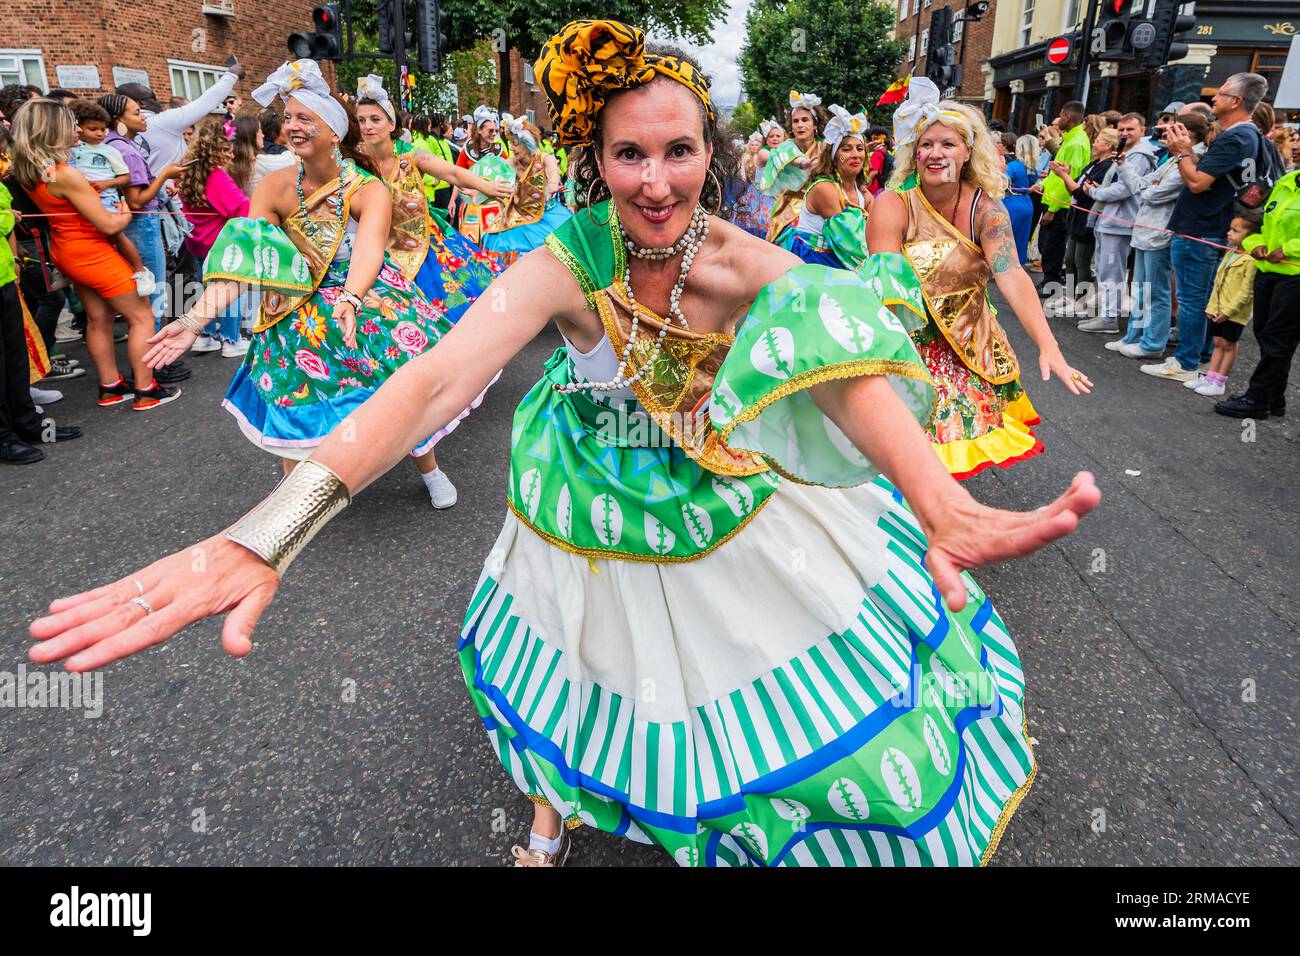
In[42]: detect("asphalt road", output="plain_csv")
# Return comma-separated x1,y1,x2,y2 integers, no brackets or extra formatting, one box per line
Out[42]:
2,291,1297,867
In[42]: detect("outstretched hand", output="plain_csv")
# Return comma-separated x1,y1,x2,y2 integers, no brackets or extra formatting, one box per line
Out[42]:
144,320,199,368
923,471,1101,611
28,535,281,672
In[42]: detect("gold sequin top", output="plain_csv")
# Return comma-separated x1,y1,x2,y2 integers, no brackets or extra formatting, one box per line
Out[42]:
901,186,1020,385
488,152,549,233
381,142,433,280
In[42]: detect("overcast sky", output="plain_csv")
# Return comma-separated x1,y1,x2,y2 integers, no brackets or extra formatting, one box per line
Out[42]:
648,0,752,108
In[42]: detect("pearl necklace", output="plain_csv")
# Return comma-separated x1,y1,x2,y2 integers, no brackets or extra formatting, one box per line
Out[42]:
555,205,709,395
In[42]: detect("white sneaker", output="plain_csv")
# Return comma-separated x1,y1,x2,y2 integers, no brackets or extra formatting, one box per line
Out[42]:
1139,357,1197,382
422,468,458,509
133,270,156,297
1183,373,1207,390
30,386,63,405
221,338,250,358
1103,339,1127,352
190,334,221,354
1194,379,1226,397
1119,342,1163,359
1077,317,1120,333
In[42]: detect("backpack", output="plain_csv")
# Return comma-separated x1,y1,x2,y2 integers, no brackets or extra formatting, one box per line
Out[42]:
1229,125,1281,212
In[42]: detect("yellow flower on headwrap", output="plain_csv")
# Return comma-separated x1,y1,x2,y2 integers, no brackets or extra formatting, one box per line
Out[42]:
535,19,715,148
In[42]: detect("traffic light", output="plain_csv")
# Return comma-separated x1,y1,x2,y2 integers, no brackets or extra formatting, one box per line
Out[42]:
924,6,961,92
1095,0,1135,61
377,0,397,55
413,0,449,74
288,4,343,62
1141,0,1197,69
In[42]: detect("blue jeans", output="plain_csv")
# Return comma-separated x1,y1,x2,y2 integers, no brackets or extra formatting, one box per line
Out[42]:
123,214,165,330
1123,245,1173,351
1169,236,1222,371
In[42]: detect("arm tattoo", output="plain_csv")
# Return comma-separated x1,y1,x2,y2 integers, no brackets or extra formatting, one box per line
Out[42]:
979,201,1017,275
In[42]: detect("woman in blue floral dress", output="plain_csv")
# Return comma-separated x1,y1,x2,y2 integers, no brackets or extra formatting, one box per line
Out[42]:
142,60,483,508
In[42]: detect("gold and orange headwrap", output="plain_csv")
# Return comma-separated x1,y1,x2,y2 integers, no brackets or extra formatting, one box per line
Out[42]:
535,19,715,148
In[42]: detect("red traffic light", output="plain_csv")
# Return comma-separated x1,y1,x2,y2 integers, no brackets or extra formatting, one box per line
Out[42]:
1109,0,1128,13
313,4,338,30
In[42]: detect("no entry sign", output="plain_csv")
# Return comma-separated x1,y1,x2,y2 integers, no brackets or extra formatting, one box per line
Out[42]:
1047,36,1072,65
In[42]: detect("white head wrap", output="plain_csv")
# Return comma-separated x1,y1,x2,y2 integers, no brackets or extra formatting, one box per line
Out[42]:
892,76,972,151
500,112,537,152
758,117,782,138
472,104,499,128
356,74,395,124
823,104,869,155
788,90,822,112
253,60,350,141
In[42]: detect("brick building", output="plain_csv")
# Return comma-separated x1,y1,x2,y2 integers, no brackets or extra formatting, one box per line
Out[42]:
1,0,323,103
502,49,550,130
890,0,1000,109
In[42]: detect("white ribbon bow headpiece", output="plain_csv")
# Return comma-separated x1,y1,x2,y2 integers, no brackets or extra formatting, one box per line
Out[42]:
788,90,822,112
472,104,499,127
356,74,395,124
500,112,537,152
892,76,971,151
823,104,869,154
758,117,781,138
252,60,350,141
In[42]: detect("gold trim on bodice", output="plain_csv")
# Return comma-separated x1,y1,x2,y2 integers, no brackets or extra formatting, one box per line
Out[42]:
591,281,770,478
254,168,365,332
489,153,548,233
382,149,432,280
901,187,1019,385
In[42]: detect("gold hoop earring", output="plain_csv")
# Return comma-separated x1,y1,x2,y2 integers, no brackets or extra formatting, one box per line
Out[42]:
703,169,722,216
585,178,613,226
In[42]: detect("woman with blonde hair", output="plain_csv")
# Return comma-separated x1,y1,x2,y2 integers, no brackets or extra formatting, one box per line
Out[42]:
872,80,1090,478
11,98,184,410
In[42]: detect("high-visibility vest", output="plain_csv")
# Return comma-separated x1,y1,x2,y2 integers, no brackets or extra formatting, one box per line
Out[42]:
417,134,454,201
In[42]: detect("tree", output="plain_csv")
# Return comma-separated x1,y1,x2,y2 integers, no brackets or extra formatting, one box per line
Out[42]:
731,101,761,138
739,0,907,127
440,0,727,115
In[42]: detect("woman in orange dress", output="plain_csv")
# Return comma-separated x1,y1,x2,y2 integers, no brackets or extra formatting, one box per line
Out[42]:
10,98,184,411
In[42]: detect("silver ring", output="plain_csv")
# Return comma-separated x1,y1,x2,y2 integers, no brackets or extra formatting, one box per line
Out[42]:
130,596,153,616
133,579,145,596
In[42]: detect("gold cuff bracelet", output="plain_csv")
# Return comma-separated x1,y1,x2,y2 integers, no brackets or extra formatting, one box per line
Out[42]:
226,460,352,575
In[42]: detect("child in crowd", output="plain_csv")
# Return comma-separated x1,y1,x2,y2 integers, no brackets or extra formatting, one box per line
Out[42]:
1193,211,1263,397
68,100,153,297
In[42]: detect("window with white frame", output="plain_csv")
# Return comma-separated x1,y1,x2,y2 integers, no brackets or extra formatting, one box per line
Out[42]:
0,49,48,91
908,34,916,62
920,28,929,58
954,11,965,43
168,60,224,101
523,62,536,85
899,0,906,20
1064,0,1082,30
1020,0,1036,46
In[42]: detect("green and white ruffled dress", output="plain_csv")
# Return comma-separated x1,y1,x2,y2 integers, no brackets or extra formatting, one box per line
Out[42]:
457,201,1037,866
